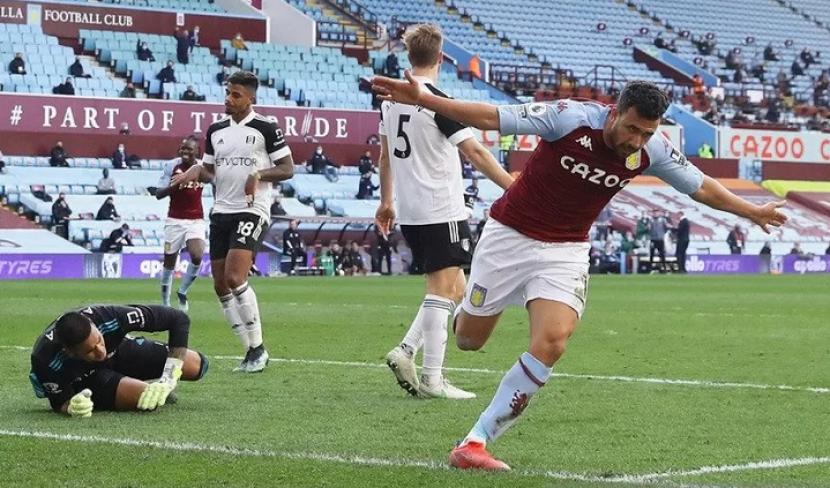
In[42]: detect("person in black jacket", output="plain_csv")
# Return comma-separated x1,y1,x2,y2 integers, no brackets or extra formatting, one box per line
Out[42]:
51,192,72,237
157,61,177,84
358,150,375,175
674,211,690,273
53,77,75,96
282,220,304,273
176,30,189,65
8,52,25,74
356,172,379,199
137,41,156,62
96,196,120,221
50,141,69,167
100,223,132,252
69,58,91,78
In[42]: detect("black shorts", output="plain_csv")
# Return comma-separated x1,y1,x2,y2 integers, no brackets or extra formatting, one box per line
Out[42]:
400,220,473,274
72,337,169,411
209,212,267,261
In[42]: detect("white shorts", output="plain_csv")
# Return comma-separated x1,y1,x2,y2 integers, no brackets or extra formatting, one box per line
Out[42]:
163,218,206,254
462,219,591,318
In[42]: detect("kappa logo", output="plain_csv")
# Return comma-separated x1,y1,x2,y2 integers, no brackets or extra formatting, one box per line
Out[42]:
469,283,488,308
576,135,593,151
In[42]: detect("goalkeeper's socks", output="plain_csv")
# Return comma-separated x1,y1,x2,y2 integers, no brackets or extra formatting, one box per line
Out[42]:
232,281,263,348
420,295,454,381
178,261,200,295
160,268,174,306
219,293,249,349
464,351,551,445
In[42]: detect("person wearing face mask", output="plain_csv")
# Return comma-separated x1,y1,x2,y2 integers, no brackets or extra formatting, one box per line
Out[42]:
306,145,339,181
157,60,177,84
28,305,209,417
112,143,128,169
137,41,156,62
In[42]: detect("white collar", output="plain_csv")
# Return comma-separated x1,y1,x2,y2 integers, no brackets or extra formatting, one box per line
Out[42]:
230,110,256,126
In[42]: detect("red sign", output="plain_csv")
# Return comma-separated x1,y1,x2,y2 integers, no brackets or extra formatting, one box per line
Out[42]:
0,93,380,144
0,0,266,48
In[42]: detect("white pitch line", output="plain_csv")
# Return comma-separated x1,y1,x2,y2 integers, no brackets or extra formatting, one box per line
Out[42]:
210,354,830,395
1,429,825,486
3,344,828,395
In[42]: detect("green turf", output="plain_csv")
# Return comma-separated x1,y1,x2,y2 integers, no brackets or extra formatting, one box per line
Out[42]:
1,275,829,487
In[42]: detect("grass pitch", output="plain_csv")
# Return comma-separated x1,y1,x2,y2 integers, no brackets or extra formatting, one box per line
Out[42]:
1,274,829,487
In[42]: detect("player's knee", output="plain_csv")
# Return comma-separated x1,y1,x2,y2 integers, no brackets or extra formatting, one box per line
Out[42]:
456,334,483,351
225,273,246,290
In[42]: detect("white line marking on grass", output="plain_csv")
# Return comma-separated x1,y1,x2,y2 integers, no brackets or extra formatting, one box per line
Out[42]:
212,354,830,395
3,345,828,395
0,429,824,486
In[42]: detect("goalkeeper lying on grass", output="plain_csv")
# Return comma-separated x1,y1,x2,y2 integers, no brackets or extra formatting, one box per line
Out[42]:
29,305,208,417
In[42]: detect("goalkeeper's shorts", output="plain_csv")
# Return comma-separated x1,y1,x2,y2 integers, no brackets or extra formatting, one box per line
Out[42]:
71,337,169,410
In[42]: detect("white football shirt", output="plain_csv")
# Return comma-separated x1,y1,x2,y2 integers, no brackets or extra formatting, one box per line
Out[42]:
379,76,474,225
203,111,291,221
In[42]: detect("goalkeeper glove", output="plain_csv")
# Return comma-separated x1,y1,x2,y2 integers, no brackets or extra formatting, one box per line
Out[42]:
137,382,173,411
159,357,183,388
68,389,93,418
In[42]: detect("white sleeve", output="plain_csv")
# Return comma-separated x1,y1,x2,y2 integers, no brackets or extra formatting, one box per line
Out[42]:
643,135,704,195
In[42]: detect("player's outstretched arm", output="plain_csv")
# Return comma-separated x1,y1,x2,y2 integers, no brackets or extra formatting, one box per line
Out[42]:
372,70,500,130
375,135,395,237
458,138,515,190
171,164,214,187
691,175,788,233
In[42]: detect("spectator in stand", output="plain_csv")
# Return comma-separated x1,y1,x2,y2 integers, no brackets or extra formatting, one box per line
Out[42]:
358,150,376,175
800,48,817,68
100,223,133,252
306,145,339,181
69,57,91,78
653,32,667,49
727,224,745,254
0,147,5,173
675,211,690,273
51,192,72,237
463,177,481,210
216,66,230,85
691,73,705,97
759,241,772,273
188,26,200,52
384,51,399,77
112,143,128,169
282,220,304,273
764,43,780,62
825,242,830,255
790,242,804,256
356,172,379,199
157,61,177,84
137,41,155,62
96,168,116,195
176,29,189,65
765,97,781,123
231,33,248,51
119,122,131,135
120,82,137,98
8,52,25,74
181,85,204,101
52,77,75,96
95,196,120,221
725,49,742,70
50,141,69,167
792,58,805,77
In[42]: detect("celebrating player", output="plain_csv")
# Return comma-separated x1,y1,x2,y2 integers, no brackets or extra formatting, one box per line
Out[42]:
29,304,208,417
172,71,294,373
154,136,205,312
372,75,788,469
377,24,514,400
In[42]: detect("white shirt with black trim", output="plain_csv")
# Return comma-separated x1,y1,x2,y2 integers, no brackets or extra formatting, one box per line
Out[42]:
379,76,474,225
203,111,291,221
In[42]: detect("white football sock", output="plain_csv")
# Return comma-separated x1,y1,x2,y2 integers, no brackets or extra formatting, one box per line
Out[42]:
233,282,263,349
400,305,426,353
420,294,454,381
177,261,200,295
465,351,552,445
219,293,249,349
160,268,173,306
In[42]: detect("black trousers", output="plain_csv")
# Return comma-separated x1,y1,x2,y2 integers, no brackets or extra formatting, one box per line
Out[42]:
676,239,689,272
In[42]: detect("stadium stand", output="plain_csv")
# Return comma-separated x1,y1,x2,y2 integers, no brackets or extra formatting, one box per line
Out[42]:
62,0,225,13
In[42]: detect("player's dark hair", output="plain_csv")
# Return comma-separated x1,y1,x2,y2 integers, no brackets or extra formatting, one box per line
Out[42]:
617,80,669,120
227,70,258,92
54,312,92,348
